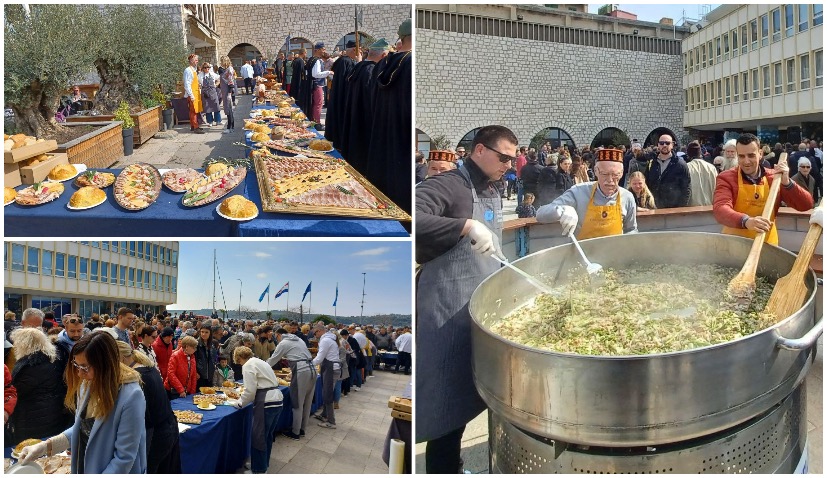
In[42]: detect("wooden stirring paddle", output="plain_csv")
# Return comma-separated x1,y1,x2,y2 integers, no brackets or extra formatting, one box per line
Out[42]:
727,153,787,301
765,204,822,320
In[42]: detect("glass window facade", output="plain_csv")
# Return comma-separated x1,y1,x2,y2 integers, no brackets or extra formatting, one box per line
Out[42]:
27,247,39,274
55,253,65,277
42,250,53,276
31,296,71,317
11,244,24,271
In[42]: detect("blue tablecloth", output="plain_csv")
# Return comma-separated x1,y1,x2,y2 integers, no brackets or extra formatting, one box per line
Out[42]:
172,396,252,474
380,352,399,367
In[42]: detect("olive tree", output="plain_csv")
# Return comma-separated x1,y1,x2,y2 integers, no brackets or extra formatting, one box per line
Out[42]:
4,4,99,136
90,5,188,113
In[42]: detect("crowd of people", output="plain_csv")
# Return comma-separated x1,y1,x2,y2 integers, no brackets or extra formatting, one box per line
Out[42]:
4,306,412,474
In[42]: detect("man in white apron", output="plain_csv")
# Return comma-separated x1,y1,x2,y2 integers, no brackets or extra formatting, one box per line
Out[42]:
415,125,518,473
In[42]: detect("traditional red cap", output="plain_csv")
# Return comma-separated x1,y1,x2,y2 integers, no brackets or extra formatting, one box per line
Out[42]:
596,148,624,163
428,150,456,162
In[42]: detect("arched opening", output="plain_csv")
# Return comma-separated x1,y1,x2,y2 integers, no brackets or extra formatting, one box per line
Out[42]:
591,127,630,149
530,127,576,151
416,129,432,156
457,127,484,153
644,127,679,149
228,43,262,71
335,31,376,53
278,37,313,57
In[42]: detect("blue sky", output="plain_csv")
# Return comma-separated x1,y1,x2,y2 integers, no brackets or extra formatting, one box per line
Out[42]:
167,241,411,317
588,4,721,25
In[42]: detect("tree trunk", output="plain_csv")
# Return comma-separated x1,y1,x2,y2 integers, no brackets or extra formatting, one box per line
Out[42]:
94,59,140,113
10,105,64,139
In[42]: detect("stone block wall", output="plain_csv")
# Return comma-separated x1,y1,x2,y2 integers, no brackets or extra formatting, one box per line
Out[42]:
214,4,411,60
416,28,688,148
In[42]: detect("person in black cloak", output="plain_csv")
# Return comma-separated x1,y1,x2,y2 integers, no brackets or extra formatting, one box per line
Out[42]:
291,48,307,112
324,40,360,146
365,19,413,214
339,38,391,173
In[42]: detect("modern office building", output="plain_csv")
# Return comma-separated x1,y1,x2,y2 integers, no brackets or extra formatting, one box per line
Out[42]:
682,4,823,145
4,241,179,319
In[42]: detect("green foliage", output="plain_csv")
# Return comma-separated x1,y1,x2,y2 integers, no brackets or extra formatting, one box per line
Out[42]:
113,101,135,129
430,134,451,150
314,315,336,325
610,130,630,148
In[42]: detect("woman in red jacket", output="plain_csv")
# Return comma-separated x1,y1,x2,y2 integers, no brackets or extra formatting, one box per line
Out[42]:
152,327,175,381
4,364,16,424
164,336,197,399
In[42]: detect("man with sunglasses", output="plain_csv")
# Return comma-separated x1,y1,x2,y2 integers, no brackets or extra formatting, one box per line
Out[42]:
536,148,637,238
644,134,691,208
416,125,517,473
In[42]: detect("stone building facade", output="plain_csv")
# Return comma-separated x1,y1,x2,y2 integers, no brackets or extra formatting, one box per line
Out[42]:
416,4,692,151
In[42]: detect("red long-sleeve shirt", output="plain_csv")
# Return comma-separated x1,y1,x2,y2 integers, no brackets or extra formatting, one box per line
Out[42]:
4,364,17,418
713,167,814,228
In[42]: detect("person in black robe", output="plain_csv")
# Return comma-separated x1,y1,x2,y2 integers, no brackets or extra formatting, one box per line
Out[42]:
365,20,413,215
290,49,307,111
339,38,390,174
324,41,359,146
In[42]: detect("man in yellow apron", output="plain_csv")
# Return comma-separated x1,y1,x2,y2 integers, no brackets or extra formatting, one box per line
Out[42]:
712,133,813,245
536,148,638,237
183,53,204,134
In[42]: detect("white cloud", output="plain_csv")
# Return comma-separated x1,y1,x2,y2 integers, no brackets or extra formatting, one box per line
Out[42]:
256,273,267,279
352,247,391,256
254,252,272,258
363,260,393,271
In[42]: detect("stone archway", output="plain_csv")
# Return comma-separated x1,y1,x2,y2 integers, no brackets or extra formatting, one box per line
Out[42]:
416,128,433,156
590,127,630,148
644,127,679,148
530,127,576,151
227,42,264,71
457,127,485,153
278,37,314,56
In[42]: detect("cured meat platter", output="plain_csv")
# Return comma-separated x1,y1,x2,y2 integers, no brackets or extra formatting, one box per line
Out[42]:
181,166,247,207
113,163,162,211
253,153,410,221
162,168,203,193
75,169,115,188
254,140,337,159
14,181,64,206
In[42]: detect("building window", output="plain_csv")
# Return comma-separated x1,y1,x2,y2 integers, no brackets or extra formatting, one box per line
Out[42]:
708,40,714,66
702,84,708,108
799,4,809,32
760,14,769,47
725,77,731,104
91,259,98,282
68,255,77,279
11,244,24,271
771,63,781,95
757,67,765,97
159,247,165,265
166,249,172,266
137,269,143,289
701,43,707,67
733,74,740,102
79,258,88,280
731,29,738,57
750,19,758,50
144,270,150,289
80,241,89,246
173,276,177,293
708,81,715,106
815,4,823,26
723,32,730,59
151,272,156,291
816,50,823,87
101,261,108,282
786,58,796,92
129,241,136,257
110,263,117,284
172,250,178,267
91,241,98,249
42,250,52,276
119,242,126,254
137,241,144,259
694,86,700,109
772,8,781,42
693,47,699,71
739,25,747,54
128,267,135,287
102,241,109,251
153,244,159,262
55,253,65,277
716,80,723,105
687,89,693,111
785,4,795,37
749,70,757,98
715,37,721,62
120,265,126,286
26,246,38,273
688,50,694,71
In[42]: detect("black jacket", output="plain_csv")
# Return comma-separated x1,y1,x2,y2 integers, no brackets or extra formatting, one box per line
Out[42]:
195,339,216,383
346,336,366,369
555,169,574,194
520,161,544,195
10,351,72,443
535,166,558,207
645,153,691,208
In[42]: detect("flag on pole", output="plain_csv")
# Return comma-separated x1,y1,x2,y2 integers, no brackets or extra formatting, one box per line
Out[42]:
258,284,270,303
302,282,312,302
332,284,338,307
275,282,289,299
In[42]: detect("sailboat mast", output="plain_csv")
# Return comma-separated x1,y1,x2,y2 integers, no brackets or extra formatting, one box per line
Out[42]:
212,249,216,312
360,272,366,318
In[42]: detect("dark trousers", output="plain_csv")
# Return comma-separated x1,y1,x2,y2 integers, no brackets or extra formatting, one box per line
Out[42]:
147,429,182,474
243,78,253,95
321,364,336,425
506,179,517,198
425,426,466,474
395,351,411,374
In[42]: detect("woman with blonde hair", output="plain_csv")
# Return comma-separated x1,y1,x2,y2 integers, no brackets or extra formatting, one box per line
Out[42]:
17,332,146,473
627,171,656,211
165,335,198,398
218,55,236,133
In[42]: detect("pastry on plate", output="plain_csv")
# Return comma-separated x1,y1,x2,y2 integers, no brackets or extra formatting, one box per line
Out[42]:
48,164,77,181
4,187,17,204
69,186,106,208
219,195,257,219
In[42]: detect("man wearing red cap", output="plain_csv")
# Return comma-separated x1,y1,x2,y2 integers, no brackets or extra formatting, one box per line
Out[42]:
536,148,637,238
425,150,457,177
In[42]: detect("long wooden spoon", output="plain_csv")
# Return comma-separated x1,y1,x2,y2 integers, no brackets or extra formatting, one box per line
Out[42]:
765,204,822,320
727,153,787,301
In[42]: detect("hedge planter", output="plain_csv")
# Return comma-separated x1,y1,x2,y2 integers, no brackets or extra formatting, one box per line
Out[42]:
55,121,124,169
66,105,161,146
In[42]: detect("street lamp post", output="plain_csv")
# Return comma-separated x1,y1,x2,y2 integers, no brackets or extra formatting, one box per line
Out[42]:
237,279,242,319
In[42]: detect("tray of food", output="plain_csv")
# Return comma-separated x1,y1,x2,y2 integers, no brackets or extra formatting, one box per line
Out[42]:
192,394,226,405
4,187,17,206
173,410,203,425
252,150,410,221
14,181,64,206
75,169,115,188
162,168,203,193
47,163,84,182
199,386,217,395
113,163,161,211
217,194,258,221
255,141,336,159
67,186,107,210
181,165,247,207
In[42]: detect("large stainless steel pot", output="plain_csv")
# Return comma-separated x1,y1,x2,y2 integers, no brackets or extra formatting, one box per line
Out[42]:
469,232,821,447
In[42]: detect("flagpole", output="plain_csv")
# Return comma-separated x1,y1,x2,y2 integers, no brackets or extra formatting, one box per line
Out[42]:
286,287,290,321
334,282,338,321
309,288,312,318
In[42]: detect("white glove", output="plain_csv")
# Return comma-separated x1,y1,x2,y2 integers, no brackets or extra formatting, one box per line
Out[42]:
558,205,579,236
467,219,501,258
17,440,48,464
810,207,823,228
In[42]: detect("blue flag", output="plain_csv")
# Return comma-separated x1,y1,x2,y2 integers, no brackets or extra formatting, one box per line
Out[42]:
332,284,338,307
258,284,270,303
302,282,312,302
275,282,289,299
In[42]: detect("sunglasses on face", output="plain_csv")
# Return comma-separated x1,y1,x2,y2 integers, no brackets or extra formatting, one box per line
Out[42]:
800,166,811,168
72,359,91,373
481,143,516,163
658,141,672,146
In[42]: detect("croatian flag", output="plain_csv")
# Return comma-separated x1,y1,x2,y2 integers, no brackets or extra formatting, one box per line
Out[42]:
332,284,338,307
275,282,289,299
258,284,270,303
302,282,312,302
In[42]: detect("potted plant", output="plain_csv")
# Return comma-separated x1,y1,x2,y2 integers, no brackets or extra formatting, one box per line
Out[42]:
113,100,135,156
153,89,175,130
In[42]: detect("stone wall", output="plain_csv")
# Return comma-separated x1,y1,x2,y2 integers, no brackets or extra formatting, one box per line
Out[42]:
416,28,688,148
214,4,411,60
144,4,187,45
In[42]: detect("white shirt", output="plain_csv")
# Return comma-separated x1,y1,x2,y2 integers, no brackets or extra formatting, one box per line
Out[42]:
312,59,333,79
198,70,218,87
240,63,254,79
312,332,340,369
239,357,283,406
183,66,197,99
354,331,368,350
395,332,412,353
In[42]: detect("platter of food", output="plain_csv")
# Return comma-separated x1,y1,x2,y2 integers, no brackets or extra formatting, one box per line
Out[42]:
113,163,162,211
162,168,202,193
216,195,258,221
196,403,217,411
4,187,17,206
14,181,64,206
252,150,411,221
173,410,203,425
255,140,336,159
75,169,115,188
47,163,86,182
199,386,216,395
181,165,247,207
67,186,107,210
192,394,226,405
12,438,41,459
